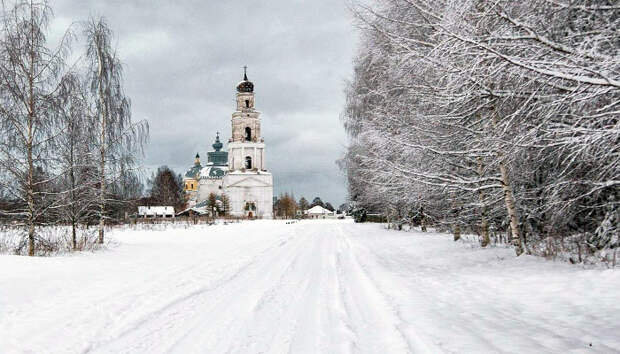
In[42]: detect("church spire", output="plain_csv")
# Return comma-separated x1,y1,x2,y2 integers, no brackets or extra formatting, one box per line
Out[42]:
243,65,248,81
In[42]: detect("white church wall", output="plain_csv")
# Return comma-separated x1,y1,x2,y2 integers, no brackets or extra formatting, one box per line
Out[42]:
197,179,224,201
228,142,266,171
224,173,273,219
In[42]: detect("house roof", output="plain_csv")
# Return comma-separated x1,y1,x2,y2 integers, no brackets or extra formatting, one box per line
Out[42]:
306,205,333,214
138,206,175,215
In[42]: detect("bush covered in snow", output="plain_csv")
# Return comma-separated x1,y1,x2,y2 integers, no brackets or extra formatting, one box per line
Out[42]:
0,226,106,256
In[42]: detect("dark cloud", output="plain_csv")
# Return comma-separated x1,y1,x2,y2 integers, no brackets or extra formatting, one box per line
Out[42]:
50,0,356,206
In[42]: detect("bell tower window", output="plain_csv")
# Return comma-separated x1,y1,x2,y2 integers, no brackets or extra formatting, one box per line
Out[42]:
245,156,252,169
245,99,250,108
245,127,252,141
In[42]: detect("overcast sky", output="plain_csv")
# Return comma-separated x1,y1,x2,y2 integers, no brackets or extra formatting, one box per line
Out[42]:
50,0,357,206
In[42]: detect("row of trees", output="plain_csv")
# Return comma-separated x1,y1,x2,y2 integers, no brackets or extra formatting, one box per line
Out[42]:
274,195,340,218
207,192,231,216
341,0,618,257
0,1,148,255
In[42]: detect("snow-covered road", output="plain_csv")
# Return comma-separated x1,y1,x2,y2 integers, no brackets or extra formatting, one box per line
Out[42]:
1,220,619,353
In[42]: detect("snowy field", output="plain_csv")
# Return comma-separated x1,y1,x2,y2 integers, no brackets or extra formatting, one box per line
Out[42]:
1,220,619,353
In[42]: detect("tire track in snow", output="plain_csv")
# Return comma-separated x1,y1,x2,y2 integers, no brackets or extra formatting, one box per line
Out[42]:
333,225,418,353
85,230,299,353
168,225,315,353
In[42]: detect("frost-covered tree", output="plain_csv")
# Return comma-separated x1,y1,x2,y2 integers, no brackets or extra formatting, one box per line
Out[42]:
55,73,98,250
84,17,148,244
0,0,73,255
342,0,619,258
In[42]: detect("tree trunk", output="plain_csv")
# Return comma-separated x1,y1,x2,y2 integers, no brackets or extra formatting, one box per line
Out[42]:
480,215,489,247
451,191,461,242
420,206,427,232
70,141,77,250
478,159,490,247
499,162,524,256
97,44,106,245
72,223,77,250
27,130,35,255
27,56,35,256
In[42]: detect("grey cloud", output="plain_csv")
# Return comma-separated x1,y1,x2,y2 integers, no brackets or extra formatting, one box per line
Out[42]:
50,0,356,206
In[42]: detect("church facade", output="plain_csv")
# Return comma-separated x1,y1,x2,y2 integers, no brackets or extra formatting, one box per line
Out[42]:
183,71,274,218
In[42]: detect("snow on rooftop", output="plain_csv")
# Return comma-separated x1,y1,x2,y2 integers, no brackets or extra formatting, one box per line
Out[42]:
306,205,334,214
137,206,175,216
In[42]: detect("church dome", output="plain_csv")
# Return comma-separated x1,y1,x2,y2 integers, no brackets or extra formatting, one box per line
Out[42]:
236,70,254,93
212,133,223,151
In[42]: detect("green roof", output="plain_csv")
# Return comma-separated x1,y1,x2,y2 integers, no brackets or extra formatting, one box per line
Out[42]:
184,163,202,178
208,133,228,166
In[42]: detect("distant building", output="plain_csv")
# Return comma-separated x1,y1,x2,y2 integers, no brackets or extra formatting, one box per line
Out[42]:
138,206,175,218
306,205,336,219
176,200,211,217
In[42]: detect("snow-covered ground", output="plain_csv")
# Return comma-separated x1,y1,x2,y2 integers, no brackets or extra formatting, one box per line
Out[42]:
1,220,619,353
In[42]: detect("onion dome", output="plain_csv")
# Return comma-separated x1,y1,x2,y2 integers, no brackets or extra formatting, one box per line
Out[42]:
236,67,254,93
212,132,223,152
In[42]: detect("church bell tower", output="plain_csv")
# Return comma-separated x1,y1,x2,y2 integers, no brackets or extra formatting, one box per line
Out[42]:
223,67,273,219
228,67,266,171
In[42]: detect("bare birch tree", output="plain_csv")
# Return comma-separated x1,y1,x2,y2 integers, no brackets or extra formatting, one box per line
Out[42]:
84,17,148,244
0,0,72,255
55,72,97,250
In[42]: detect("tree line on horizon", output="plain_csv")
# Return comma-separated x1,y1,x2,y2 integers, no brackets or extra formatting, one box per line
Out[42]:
274,194,342,219
0,1,148,256
341,0,618,262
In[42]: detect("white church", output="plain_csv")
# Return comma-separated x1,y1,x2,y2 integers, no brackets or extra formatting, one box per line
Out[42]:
183,69,274,218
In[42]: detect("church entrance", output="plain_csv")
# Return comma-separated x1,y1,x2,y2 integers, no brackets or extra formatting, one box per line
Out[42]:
244,201,257,218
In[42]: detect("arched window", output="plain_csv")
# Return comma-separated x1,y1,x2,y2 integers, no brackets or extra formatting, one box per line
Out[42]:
245,99,250,108
245,127,252,141
245,156,252,169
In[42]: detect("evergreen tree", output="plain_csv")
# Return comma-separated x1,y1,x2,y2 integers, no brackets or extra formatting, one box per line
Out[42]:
298,197,309,213
207,192,218,217
310,197,324,208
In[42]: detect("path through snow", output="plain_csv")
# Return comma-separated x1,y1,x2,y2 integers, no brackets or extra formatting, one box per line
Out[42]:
0,220,618,353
